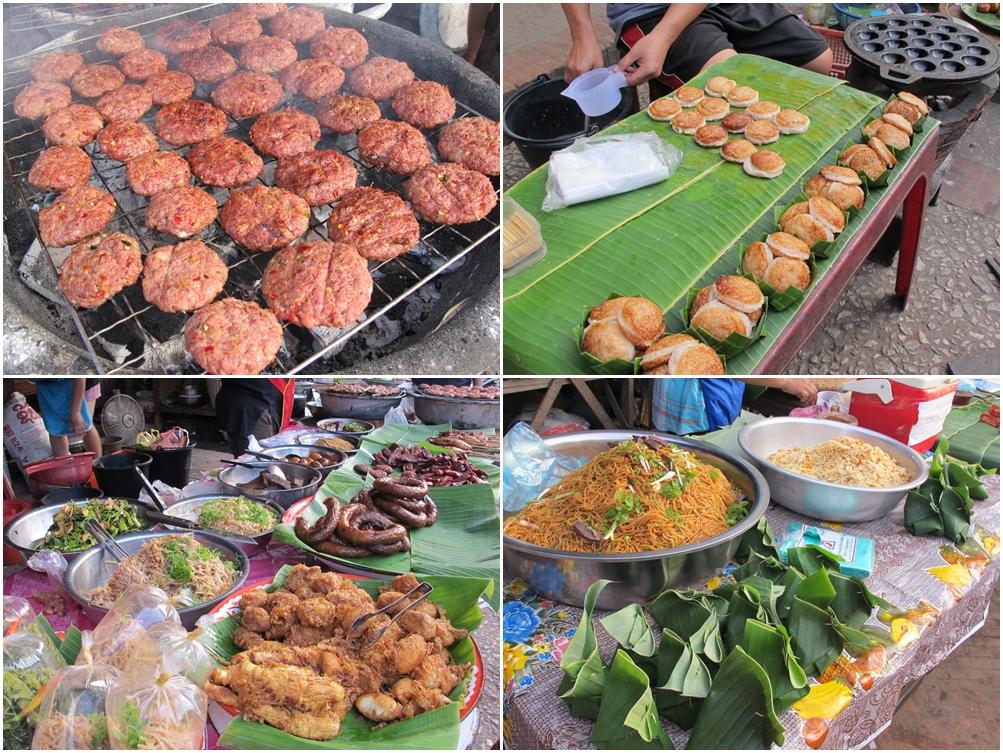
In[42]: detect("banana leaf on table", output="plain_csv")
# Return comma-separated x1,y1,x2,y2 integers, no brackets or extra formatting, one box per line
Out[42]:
503,53,938,374
197,565,492,749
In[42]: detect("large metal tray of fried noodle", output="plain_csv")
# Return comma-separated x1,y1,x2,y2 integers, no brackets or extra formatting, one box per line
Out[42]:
2,3,500,374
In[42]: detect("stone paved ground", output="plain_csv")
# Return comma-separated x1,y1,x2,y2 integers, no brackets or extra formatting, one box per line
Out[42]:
501,4,1001,376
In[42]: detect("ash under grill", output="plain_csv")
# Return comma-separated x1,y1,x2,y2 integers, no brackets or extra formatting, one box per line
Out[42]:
3,3,500,374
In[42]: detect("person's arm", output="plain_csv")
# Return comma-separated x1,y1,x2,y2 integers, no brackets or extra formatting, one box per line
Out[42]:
616,4,707,86
740,378,819,405
562,4,604,81
464,3,493,65
69,378,88,434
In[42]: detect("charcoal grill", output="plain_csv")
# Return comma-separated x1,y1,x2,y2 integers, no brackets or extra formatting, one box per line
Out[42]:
3,3,500,375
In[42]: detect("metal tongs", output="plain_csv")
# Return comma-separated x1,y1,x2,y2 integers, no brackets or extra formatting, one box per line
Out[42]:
348,581,434,646
86,520,131,566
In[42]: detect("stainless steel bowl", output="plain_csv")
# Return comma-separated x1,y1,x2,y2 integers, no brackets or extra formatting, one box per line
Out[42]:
296,432,361,453
63,530,249,629
503,430,770,610
738,417,929,523
316,417,375,437
217,461,323,510
319,390,404,420
255,444,348,473
4,497,151,561
160,494,283,555
410,391,499,429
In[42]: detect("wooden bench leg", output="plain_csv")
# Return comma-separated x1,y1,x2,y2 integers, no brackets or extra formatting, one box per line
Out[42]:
896,174,927,309
531,379,565,432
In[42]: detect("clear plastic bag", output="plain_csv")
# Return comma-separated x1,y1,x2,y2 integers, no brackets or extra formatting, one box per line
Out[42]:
106,669,208,750
90,585,181,674
31,637,119,750
3,630,67,749
146,623,214,688
502,422,589,512
542,132,683,211
3,596,37,635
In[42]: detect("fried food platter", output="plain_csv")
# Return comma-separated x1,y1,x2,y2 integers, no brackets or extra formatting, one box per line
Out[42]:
502,53,937,374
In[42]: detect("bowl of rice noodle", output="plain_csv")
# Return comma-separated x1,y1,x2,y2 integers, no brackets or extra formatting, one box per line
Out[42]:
738,416,928,522
502,430,769,609
63,531,249,629
161,494,283,555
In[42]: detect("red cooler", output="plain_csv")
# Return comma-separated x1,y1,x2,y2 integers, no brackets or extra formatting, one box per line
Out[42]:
845,378,958,452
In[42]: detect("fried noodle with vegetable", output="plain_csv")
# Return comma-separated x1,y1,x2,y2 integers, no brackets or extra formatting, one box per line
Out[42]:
196,497,277,536
43,499,145,552
503,439,748,553
87,534,237,608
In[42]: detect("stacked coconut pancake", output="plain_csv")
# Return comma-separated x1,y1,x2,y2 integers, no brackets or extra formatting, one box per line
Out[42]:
689,275,766,341
647,74,812,180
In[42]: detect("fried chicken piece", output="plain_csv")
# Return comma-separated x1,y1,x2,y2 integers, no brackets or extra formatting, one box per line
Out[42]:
355,692,404,721
241,605,271,632
283,564,323,592
233,625,267,648
391,573,420,592
411,650,469,696
296,596,337,628
394,633,430,675
240,588,270,610
390,676,452,715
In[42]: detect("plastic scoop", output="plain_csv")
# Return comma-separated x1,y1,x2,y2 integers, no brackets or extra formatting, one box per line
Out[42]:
561,67,628,117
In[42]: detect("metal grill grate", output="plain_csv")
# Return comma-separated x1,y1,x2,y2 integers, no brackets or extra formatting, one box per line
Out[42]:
3,3,500,374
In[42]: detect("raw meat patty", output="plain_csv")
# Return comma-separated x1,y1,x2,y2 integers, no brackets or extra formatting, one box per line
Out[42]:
142,239,228,312
244,3,288,18
391,81,455,129
143,70,195,104
219,185,310,251
405,162,497,225
153,19,211,55
348,56,414,101
155,99,227,145
211,71,283,119
269,6,325,43
185,298,283,374
187,136,263,187
70,64,124,98
178,45,237,83
327,186,419,260
208,11,262,46
28,146,92,192
274,149,357,206
309,27,368,69
97,26,145,56
437,117,500,175
97,120,159,161
357,119,430,175
249,108,320,157
30,51,84,83
58,232,142,308
262,240,372,328
126,150,191,196
42,104,104,147
315,94,380,133
119,48,169,80
14,82,71,120
279,58,345,100
145,184,217,238
38,184,116,247
95,83,153,122
239,35,297,73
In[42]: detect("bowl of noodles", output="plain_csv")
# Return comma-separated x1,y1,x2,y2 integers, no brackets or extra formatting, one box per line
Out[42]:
161,494,283,554
503,430,769,609
738,417,928,522
63,531,249,629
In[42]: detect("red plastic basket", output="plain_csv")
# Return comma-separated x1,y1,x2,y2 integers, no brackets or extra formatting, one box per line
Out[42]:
813,25,851,80
25,453,94,489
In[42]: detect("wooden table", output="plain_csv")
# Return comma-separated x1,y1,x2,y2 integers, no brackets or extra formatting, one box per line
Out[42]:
503,378,636,430
757,124,939,372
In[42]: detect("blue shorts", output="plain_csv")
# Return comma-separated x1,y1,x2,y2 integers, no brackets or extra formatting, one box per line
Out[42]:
35,380,93,437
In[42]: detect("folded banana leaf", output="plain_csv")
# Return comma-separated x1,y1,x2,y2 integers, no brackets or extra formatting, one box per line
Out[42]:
739,619,809,714
735,517,779,563
653,629,704,729
787,597,844,676
601,603,657,658
685,647,785,749
504,53,937,374
558,579,612,705
559,649,609,720
592,650,673,750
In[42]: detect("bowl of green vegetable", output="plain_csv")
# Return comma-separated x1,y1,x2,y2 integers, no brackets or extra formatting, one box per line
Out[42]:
316,417,376,437
3,497,152,560
161,494,283,555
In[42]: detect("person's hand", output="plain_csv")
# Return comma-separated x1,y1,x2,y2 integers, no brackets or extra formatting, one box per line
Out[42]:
70,411,87,435
615,31,672,86
781,379,818,405
564,37,604,82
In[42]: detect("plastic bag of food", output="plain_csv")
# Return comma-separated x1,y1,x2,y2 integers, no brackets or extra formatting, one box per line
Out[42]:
3,630,67,749
3,596,37,635
542,132,683,211
106,666,208,750
146,622,214,688
31,636,119,749
90,585,181,673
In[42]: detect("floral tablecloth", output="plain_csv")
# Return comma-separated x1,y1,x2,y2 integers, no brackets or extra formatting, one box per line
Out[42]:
502,416,1000,750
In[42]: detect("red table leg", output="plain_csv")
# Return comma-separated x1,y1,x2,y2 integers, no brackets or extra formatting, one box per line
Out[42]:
895,174,928,309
